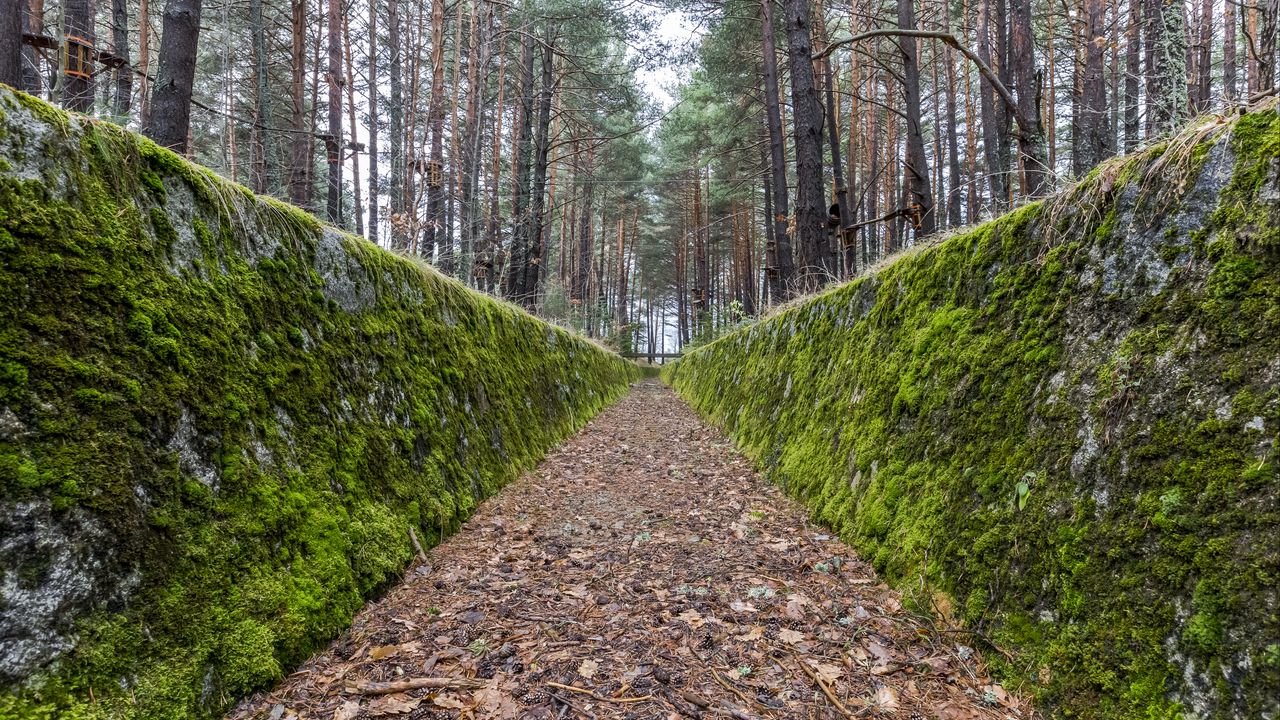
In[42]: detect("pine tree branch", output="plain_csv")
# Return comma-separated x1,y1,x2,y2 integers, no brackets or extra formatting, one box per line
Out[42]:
814,29,1020,130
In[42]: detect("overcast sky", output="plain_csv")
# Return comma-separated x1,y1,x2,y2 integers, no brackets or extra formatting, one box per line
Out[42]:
632,9,701,110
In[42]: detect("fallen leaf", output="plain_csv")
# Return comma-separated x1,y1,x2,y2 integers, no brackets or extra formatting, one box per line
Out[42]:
808,661,843,685
872,685,900,713
366,693,422,716
783,599,805,621
369,645,400,661
578,658,599,680
921,656,951,673
332,701,360,720
778,628,806,644
982,683,1015,707
737,625,765,642
563,585,591,599
474,687,520,719
433,693,467,709
864,639,895,662
677,609,704,626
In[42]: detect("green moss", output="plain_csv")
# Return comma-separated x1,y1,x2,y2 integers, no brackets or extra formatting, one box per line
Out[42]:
665,108,1280,719
0,88,638,719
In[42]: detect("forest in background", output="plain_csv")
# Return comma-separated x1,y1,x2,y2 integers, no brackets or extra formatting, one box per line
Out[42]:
1,0,1278,354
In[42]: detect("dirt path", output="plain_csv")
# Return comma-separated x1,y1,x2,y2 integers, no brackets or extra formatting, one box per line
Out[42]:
227,380,1030,720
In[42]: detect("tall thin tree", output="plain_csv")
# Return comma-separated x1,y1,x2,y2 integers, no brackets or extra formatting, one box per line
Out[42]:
145,0,203,152
760,0,794,301
1,0,23,88
110,0,132,118
896,0,936,235
325,0,343,223
782,0,831,290
288,0,311,206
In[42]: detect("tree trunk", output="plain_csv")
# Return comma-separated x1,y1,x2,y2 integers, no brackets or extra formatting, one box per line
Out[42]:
1076,0,1109,174
523,26,555,308
1224,0,1237,101
944,0,963,228
504,23,536,302
343,9,363,235
963,0,979,218
482,48,505,289
307,24,322,208
250,0,271,193
1108,0,1121,146
60,0,95,112
614,214,628,328
822,55,853,261
110,0,132,118
1,0,23,89
387,0,406,248
458,0,490,279
977,0,1009,210
1142,0,1187,136
866,74,881,256
423,0,446,261
1124,0,1140,149
1046,1,1056,171
442,1,462,273
1191,0,1212,112
367,0,380,242
145,0,202,152
692,171,709,331
761,151,777,304
1009,0,1050,195
760,0,794,301
897,0,935,236
782,0,830,291
573,144,595,306
288,0,310,207
19,0,42,94
325,0,343,224
1247,0,1258,94
138,0,150,125
1261,0,1279,92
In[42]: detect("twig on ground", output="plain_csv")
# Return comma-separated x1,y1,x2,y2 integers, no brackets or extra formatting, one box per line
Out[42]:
546,682,652,703
345,676,487,695
549,691,599,720
792,655,862,719
711,668,770,716
407,527,428,563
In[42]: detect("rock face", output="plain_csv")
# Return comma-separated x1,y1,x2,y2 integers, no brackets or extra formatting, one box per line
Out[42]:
666,106,1280,719
0,88,637,718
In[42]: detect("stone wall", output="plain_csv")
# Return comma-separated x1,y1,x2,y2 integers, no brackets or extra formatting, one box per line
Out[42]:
666,105,1280,719
0,87,638,718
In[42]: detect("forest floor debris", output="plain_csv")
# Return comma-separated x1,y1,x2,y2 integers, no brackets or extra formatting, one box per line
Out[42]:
226,380,1034,720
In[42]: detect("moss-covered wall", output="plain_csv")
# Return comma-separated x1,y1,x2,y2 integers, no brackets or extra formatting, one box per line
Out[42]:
664,106,1280,719
0,87,638,719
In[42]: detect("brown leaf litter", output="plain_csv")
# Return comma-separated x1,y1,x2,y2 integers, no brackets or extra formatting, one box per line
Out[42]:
225,380,1037,720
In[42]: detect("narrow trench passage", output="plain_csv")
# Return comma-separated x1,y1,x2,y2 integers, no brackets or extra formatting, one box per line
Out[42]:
227,380,1028,720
